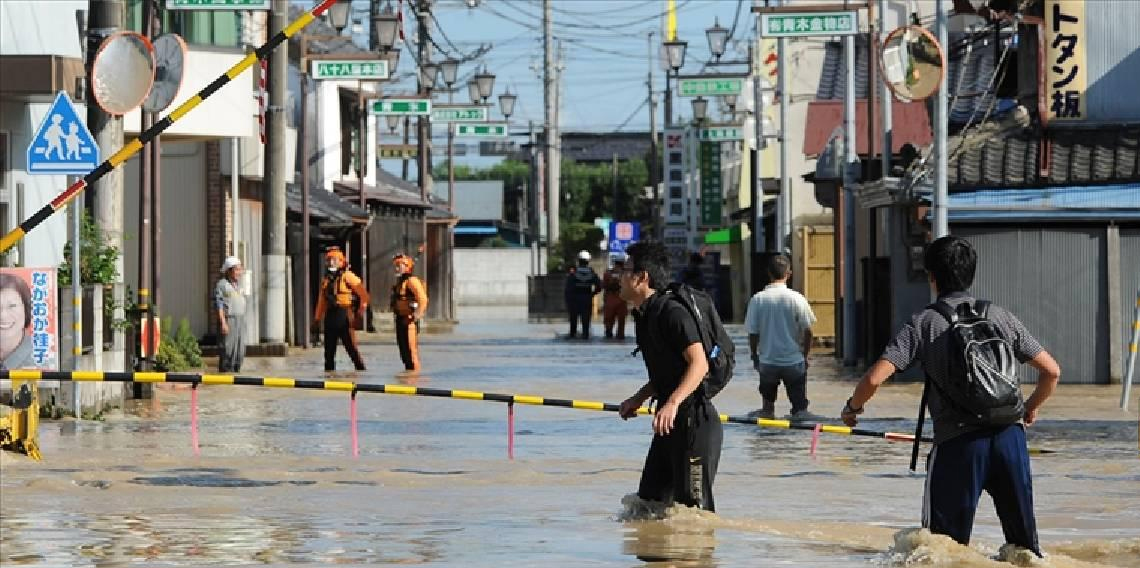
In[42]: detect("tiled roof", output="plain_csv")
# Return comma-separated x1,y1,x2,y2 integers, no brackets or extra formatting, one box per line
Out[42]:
286,184,369,228
802,99,933,157
948,124,1140,188
816,31,1015,124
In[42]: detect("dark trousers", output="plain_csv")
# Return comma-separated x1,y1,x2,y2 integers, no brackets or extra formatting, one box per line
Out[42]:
756,362,809,412
323,307,366,371
637,398,723,512
924,424,1041,556
567,297,592,338
395,316,421,371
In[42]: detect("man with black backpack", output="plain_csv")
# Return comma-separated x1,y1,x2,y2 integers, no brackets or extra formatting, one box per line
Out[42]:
617,241,729,512
840,236,1060,556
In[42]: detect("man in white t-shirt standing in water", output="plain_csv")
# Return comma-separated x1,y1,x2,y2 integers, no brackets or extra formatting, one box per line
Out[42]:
743,254,817,420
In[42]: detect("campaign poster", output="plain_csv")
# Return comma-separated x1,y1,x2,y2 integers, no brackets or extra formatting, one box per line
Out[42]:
0,267,59,370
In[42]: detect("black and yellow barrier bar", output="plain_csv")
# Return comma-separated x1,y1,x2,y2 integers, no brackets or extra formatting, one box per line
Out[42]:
0,0,339,254
1,370,928,443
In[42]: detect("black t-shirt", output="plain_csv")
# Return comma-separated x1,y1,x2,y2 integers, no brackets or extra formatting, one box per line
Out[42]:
634,292,704,400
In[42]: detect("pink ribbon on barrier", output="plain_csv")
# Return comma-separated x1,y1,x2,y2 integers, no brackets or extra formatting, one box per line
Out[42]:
507,402,515,460
190,384,200,456
809,422,822,457
350,391,359,459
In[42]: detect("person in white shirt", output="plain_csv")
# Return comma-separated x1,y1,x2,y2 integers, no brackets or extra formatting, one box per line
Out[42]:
743,254,817,420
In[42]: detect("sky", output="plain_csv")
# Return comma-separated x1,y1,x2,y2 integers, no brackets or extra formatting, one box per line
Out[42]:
334,0,754,135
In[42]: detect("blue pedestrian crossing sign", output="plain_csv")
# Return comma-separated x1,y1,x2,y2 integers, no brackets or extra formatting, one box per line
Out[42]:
26,91,99,175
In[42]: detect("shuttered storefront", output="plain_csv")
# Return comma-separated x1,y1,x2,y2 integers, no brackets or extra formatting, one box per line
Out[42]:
956,226,1109,384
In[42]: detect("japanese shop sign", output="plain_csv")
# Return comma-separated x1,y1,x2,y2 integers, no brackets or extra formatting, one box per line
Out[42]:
1046,0,1087,122
0,268,58,370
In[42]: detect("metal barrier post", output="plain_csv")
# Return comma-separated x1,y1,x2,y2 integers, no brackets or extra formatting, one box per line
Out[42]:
507,401,515,460
1122,288,1139,411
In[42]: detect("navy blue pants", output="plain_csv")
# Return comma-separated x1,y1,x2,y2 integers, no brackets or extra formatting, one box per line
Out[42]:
923,424,1041,556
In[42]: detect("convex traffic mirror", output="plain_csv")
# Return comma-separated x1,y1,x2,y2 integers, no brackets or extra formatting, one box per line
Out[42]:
879,25,946,103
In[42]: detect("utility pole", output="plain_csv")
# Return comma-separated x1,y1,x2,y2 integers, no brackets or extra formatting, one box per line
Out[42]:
416,0,432,203
777,34,789,253
647,31,659,239
933,0,949,238
86,0,125,323
261,0,288,345
841,33,857,366
137,0,154,371
543,0,559,261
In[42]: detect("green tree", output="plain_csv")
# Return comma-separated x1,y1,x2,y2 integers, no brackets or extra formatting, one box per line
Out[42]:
58,210,119,286
551,222,604,271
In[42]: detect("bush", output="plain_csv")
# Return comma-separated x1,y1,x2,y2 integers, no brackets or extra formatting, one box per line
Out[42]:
551,222,604,272
153,317,201,372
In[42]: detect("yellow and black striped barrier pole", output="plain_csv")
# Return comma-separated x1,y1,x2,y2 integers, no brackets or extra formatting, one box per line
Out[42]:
1,369,930,445
0,0,339,254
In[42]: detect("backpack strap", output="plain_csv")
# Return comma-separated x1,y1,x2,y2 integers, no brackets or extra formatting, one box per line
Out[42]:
910,375,930,472
927,300,958,325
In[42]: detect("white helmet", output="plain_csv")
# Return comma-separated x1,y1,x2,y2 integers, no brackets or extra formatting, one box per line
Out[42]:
220,256,241,274
577,250,592,261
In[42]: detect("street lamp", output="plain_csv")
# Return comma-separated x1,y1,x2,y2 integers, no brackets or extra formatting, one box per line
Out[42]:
419,61,439,91
386,114,400,133
498,88,517,120
382,48,400,74
440,58,460,88
374,2,399,51
326,0,351,34
691,96,708,122
722,93,737,114
475,65,496,102
706,18,728,61
663,37,687,72
467,79,480,104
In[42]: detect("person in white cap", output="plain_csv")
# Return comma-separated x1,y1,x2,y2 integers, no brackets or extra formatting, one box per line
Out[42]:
563,250,601,339
215,256,246,372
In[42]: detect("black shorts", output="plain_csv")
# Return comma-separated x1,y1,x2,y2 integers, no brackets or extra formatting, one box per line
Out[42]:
637,398,723,512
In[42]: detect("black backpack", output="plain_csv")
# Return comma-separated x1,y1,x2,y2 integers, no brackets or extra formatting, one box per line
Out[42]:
664,283,735,398
928,300,1025,425
910,300,1024,470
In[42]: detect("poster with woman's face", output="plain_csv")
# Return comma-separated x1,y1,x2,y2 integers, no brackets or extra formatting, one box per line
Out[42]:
0,268,58,370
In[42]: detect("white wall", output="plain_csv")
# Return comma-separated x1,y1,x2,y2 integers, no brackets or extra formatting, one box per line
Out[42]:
2,100,77,270
0,0,86,57
313,78,381,193
121,142,208,337
454,248,531,306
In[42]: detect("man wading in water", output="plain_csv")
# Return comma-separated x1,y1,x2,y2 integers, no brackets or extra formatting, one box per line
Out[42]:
618,241,723,512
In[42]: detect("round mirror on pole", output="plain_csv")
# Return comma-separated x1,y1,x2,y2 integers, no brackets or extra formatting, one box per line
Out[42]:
386,114,401,133
880,25,946,103
91,31,156,116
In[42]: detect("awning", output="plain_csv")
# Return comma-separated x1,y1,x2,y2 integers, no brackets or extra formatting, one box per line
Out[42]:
927,183,1140,223
286,184,369,228
454,225,498,236
703,224,747,245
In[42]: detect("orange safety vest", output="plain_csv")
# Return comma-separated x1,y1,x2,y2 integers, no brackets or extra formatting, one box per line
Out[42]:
390,274,428,317
323,271,361,308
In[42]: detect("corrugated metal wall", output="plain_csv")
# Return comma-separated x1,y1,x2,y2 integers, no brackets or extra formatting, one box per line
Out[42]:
957,227,1108,384
1084,1,1140,122
1121,229,1140,376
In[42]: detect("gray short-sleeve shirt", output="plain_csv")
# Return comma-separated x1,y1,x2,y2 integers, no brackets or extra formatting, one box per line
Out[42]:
215,278,246,318
879,291,1044,444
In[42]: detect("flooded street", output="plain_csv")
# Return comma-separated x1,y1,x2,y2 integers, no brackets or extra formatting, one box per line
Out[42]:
3,307,1139,567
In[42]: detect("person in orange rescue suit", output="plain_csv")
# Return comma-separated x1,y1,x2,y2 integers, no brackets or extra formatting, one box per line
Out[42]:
602,253,629,339
314,247,369,371
390,254,428,371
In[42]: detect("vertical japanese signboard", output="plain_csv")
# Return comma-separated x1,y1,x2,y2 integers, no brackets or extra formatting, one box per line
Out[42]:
663,128,687,225
0,268,58,370
699,142,722,227
1046,0,1087,122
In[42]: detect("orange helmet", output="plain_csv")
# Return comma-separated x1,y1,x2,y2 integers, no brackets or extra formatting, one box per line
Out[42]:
325,246,347,266
393,253,414,270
